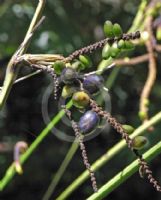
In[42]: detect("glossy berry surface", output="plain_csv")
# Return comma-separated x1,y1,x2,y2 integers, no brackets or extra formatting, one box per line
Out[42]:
72,91,90,109
132,136,148,150
103,20,114,38
53,61,65,75
83,75,104,95
78,110,100,134
62,85,76,98
60,67,77,84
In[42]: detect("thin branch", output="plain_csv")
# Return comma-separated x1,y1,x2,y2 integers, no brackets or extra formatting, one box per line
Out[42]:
115,54,149,66
14,70,42,84
155,45,161,52
42,142,79,200
0,0,46,110
139,16,157,122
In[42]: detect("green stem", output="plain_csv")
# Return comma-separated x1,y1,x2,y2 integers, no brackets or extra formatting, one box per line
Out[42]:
87,140,161,200
0,0,46,110
128,0,148,32
42,141,79,200
56,111,161,200
0,100,72,191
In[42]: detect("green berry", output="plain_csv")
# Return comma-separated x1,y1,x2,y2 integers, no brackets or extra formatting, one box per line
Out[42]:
112,23,123,37
53,61,65,75
79,55,91,68
103,20,114,38
138,111,147,120
110,43,120,58
102,43,111,59
124,41,135,50
72,91,90,109
72,60,85,71
122,124,135,134
117,39,126,49
61,85,76,98
143,99,150,107
156,26,161,41
132,136,148,150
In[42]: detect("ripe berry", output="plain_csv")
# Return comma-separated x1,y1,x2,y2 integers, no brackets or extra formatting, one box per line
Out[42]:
83,75,104,95
60,67,78,84
79,110,100,134
72,91,90,109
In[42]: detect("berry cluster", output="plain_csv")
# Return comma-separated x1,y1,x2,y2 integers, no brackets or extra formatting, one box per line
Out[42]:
45,21,161,193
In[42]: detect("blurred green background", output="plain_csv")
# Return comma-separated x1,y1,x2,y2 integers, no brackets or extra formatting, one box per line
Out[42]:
0,0,161,200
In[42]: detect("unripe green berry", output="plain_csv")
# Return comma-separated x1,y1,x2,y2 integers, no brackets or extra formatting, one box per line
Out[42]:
156,26,161,41
143,98,150,107
79,55,91,68
124,41,135,50
102,43,111,59
132,136,148,150
138,111,147,120
110,43,120,58
122,124,135,134
72,91,90,109
72,60,85,71
103,20,114,38
117,39,126,49
53,61,65,75
112,23,123,37
61,85,76,98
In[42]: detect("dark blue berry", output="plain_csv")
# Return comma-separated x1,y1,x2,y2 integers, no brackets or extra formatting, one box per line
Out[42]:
60,67,78,84
83,75,104,95
78,110,100,134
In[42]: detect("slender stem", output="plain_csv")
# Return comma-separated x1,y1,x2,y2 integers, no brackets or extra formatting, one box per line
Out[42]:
0,0,46,110
128,0,149,32
42,141,79,200
140,16,156,122
87,140,161,200
56,111,161,200
14,70,42,84
0,100,72,191
115,54,149,66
